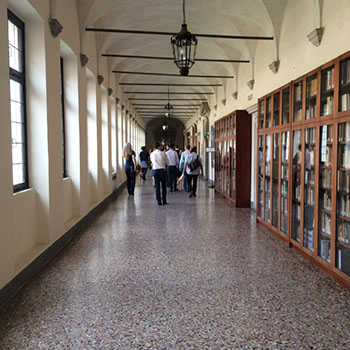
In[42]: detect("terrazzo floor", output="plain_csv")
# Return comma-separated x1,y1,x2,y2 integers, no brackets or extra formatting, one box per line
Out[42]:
1,179,350,350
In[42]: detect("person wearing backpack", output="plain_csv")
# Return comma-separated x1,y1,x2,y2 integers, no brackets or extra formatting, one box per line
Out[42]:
183,146,203,198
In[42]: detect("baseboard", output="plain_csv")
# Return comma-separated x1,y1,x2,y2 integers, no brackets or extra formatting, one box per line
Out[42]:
0,181,127,310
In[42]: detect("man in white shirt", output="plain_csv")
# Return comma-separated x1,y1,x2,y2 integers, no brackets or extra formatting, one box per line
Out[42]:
150,142,169,205
166,144,179,192
180,145,191,192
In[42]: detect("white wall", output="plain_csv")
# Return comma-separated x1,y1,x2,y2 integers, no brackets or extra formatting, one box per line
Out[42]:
0,0,145,290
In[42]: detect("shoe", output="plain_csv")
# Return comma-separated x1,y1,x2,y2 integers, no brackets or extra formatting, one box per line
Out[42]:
174,188,178,192
193,193,196,197
163,201,168,205
158,202,162,206
189,192,193,198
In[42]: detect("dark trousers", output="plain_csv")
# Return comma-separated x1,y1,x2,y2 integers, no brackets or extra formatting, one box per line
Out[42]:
141,167,147,180
167,165,177,191
125,163,135,194
184,173,190,192
154,169,167,204
187,174,198,194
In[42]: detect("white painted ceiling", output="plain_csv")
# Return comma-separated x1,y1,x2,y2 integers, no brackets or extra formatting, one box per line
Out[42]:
76,0,288,123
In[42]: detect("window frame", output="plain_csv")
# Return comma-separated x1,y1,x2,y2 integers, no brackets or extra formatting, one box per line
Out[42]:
8,10,29,193
60,57,67,178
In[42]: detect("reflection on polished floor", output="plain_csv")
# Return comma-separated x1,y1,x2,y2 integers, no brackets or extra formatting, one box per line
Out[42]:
0,179,350,349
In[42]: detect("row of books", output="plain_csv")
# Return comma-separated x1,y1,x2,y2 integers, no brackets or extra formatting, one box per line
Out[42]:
320,168,332,189
305,168,315,185
340,93,350,112
321,192,332,211
337,248,350,275
294,202,301,221
304,229,314,251
319,239,331,262
322,96,334,115
281,196,288,214
295,184,301,201
305,186,315,206
338,194,350,218
305,105,316,119
337,170,350,191
281,164,288,179
294,108,302,121
321,146,332,167
307,78,317,97
323,68,335,91
295,83,302,102
281,213,288,234
340,59,350,85
319,212,332,235
306,128,316,144
338,122,350,142
281,180,288,197
338,221,350,245
340,148,350,169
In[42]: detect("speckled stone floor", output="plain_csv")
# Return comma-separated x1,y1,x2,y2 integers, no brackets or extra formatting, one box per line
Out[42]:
1,179,350,350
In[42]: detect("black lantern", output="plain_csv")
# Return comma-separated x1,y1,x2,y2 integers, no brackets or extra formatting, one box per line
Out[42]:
162,121,169,133
171,0,198,76
164,85,174,118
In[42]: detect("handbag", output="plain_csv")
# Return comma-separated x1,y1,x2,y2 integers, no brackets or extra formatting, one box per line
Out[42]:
188,155,200,171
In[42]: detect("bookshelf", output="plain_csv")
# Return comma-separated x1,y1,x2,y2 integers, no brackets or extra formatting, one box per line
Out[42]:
215,110,251,207
257,50,350,288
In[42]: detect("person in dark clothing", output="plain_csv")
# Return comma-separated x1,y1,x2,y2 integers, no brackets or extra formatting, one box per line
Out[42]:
138,146,150,180
123,143,136,195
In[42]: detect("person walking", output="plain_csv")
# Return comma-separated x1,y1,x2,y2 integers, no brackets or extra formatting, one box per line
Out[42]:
123,143,136,196
183,146,203,198
150,142,169,205
180,144,191,192
138,146,150,180
166,144,179,192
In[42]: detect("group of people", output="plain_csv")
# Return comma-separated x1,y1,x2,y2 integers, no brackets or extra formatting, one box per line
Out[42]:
122,142,203,205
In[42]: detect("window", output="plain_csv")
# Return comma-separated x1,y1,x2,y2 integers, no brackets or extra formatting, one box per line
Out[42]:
8,10,28,192
60,57,67,178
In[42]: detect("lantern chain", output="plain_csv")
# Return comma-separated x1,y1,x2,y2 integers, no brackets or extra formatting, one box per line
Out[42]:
183,0,186,24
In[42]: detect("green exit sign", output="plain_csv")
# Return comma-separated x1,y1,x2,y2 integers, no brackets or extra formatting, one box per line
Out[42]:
203,131,209,136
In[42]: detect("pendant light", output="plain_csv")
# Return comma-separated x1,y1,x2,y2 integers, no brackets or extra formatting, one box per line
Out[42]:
164,85,174,118
171,0,198,76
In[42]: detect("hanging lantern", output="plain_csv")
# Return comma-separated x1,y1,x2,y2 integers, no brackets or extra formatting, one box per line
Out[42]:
164,85,174,117
171,0,198,76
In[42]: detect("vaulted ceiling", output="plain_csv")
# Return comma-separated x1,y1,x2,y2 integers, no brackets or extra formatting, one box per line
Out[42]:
76,0,289,124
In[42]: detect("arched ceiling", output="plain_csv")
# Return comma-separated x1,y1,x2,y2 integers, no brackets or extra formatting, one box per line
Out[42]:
76,0,289,124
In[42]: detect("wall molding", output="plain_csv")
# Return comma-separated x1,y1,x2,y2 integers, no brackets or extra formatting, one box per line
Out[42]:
0,182,126,310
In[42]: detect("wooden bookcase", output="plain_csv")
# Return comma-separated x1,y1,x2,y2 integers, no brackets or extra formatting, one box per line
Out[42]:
215,110,251,207
257,50,350,288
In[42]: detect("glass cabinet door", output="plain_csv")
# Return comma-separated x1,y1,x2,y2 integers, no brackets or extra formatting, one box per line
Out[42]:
318,125,333,263
282,87,290,124
259,100,264,129
266,97,272,128
306,74,317,119
321,65,334,116
232,139,236,200
281,131,289,234
265,134,272,223
258,135,264,218
303,128,316,252
272,133,279,228
336,122,350,275
293,81,303,122
273,93,280,127
339,58,350,112
292,130,302,242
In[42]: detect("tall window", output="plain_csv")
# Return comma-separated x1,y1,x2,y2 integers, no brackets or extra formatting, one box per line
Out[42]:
60,57,67,178
8,11,28,192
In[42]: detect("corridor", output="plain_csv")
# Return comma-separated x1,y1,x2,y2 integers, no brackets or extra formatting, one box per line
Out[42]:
0,180,350,350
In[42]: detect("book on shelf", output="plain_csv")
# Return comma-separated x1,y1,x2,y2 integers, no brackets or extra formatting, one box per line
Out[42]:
295,83,302,101
305,186,315,205
338,221,350,245
339,123,350,142
281,181,288,197
295,184,301,201
306,105,316,119
307,78,317,97
341,93,350,112
304,228,314,251
322,192,332,211
319,212,331,235
340,59,350,85
320,168,332,189
325,68,335,90
341,147,350,169
306,128,316,144
338,248,350,275
337,170,350,191
323,96,333,115
319,239,331,262
338,194,350,218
